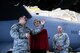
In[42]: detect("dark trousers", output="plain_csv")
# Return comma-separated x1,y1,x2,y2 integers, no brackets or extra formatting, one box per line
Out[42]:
31,50,46,53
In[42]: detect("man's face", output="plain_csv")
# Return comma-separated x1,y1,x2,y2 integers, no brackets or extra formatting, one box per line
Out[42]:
34,20,41,27
19,16,27,25
58,28,62,33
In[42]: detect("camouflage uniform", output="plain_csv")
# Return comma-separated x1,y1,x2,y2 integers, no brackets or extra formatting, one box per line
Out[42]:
10,23,43,53
53,33,70,53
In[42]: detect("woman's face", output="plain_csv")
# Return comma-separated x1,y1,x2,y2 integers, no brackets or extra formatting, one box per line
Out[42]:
34,20,41,27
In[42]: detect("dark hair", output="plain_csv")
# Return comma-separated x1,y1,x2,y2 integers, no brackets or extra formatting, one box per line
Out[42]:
18,16,27,21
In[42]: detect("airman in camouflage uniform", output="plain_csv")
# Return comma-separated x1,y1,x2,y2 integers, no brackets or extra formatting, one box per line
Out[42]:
53,26,70,53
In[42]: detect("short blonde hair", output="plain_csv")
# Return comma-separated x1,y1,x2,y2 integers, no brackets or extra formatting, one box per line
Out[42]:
57,26,62,30
34,19,41,24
